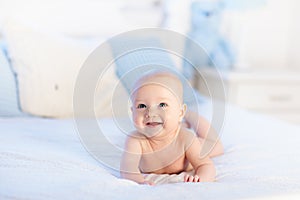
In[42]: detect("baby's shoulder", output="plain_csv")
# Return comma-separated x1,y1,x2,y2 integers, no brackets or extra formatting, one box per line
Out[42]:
123,131,146,152
178,127,197,145
125,131,151,146
179,127,196,137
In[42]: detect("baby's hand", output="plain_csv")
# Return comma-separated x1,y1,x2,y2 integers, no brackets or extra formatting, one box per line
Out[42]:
184,174,200,183
142,180,155,186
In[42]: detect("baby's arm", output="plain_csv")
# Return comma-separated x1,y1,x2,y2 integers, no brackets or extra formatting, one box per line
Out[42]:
184,110,224,157
120,136,153,185
185,137,216,182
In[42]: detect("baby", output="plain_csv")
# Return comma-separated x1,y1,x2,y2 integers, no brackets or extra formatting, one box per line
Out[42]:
120,71,223,185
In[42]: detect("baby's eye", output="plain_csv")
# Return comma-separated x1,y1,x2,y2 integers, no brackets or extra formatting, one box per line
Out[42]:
159,102,168,108
137,104,147,109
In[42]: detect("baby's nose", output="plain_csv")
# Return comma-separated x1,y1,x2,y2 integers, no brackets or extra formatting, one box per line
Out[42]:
146,106,159,117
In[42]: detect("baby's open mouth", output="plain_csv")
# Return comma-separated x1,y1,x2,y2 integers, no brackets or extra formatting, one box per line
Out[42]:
146,122,163,127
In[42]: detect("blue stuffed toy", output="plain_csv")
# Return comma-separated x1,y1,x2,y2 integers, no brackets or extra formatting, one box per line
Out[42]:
183,0,235,77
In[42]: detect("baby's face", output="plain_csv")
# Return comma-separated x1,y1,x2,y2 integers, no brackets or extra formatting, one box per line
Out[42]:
131,83,185,138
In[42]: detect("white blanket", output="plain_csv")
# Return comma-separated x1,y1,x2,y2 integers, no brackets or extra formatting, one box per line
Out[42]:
1,104,300,200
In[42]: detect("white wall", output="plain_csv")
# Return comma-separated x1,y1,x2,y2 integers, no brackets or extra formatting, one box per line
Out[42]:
288,0,300,69
223,0,299,70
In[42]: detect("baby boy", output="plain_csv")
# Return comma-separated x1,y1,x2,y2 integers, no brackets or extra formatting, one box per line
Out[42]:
120,71,223,185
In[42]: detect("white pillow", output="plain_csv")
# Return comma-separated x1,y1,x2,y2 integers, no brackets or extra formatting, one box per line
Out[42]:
0,40,25,117
0,0,163,37
2,18,124,118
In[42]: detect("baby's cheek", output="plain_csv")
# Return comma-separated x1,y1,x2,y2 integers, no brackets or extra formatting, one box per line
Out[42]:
165,115,180,126
132,114,143,126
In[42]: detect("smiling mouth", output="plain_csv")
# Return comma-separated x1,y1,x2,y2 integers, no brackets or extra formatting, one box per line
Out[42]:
146,122,163,127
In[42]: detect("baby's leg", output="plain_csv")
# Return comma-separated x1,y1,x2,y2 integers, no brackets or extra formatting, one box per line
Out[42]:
184,111,224,158
197,137,224,158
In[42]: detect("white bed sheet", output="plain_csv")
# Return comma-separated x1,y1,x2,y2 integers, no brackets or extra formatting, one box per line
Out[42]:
1,103,300,200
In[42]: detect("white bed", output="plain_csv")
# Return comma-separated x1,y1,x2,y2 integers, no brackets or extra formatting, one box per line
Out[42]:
1,101,300,200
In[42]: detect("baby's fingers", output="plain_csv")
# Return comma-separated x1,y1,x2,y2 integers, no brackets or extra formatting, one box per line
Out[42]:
193,175,200,182
184,174,194,182
184,174,189,182
184,174,200,182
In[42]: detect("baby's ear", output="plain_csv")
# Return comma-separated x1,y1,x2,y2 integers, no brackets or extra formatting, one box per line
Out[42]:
179,104,187,122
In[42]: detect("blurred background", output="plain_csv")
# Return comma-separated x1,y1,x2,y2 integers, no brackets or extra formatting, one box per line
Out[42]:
0,0,299,124
1,0,299,70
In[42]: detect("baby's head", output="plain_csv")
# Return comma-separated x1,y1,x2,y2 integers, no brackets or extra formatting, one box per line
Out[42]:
130,70,186,138
131,70,184,102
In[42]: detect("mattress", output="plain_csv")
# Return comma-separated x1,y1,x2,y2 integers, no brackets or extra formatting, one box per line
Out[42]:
1,103,300,200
